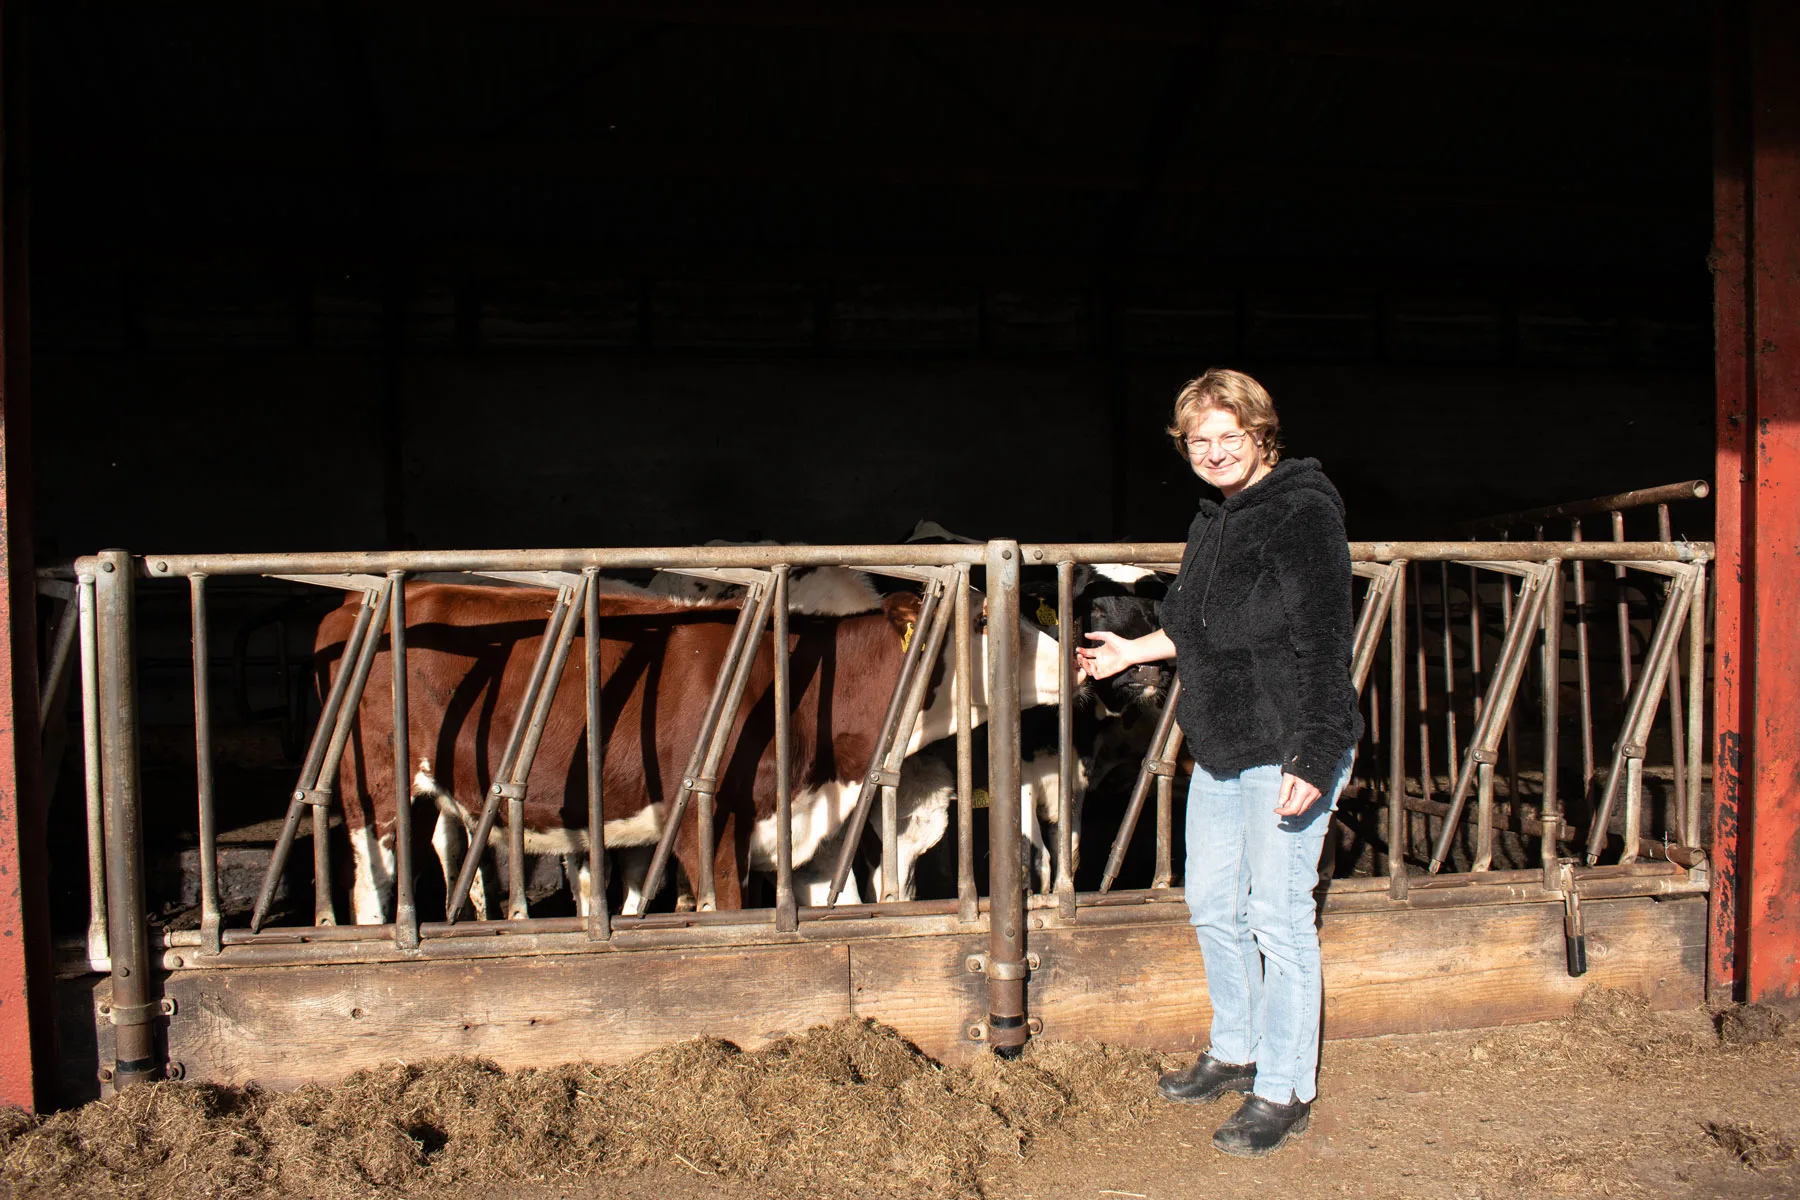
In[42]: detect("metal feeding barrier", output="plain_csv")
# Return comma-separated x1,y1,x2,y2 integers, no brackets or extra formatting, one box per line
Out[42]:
44,532,1712,1088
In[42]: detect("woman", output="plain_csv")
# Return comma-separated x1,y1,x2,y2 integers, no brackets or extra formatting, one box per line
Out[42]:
1077,368,1360,1158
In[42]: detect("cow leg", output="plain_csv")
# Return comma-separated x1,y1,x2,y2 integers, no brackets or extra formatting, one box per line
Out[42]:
347,822,395,925
710,810,743,910
431,807,465,917
886,758,953,902
615,847,651,916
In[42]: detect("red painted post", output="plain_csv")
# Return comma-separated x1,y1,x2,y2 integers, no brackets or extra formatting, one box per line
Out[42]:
0,0,55,1110
1711,0,1750,1004
1744,0,1800,1008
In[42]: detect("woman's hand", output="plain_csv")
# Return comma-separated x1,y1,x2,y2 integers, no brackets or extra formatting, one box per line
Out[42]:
1274,772,1323,817
1076,630,1134,682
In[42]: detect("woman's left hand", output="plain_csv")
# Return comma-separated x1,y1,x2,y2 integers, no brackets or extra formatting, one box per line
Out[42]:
1274,772,1322,817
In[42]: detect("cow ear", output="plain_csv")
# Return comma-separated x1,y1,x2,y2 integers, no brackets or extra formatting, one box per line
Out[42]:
882,591,923,635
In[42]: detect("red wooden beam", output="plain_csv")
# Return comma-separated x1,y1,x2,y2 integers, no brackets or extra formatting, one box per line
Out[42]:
1744,0,1800,1008
0,0,54,1111
1714,0,1800,1007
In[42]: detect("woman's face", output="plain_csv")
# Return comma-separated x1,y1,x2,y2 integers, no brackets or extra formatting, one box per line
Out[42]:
1182,407,1267,497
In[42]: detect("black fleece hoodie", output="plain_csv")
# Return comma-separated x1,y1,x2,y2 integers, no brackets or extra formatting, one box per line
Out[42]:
1159,457,1363,791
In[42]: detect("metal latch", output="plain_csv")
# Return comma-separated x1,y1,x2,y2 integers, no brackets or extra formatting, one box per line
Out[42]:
965,951,1040,979
1558,861,1587,978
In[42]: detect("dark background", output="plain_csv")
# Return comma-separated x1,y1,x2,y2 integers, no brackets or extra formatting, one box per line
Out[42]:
26,1,1715,556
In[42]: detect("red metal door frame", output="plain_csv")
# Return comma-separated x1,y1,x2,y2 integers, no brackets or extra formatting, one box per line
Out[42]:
1712,0,1800,1008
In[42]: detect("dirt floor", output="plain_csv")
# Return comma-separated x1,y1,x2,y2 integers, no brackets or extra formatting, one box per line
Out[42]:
3,989,1795,1200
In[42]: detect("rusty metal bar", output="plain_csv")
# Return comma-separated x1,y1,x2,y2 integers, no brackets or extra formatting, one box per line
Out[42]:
505,581,589,919
1586,566,1698,865
250,586,381,933
1153,773,1174,891
77,573,108,967
1657,505,1689,843
984,539,1028,1053
634,579,769,915
1540,562,1564,889
876,578,955,903
691,577,777,911
189,576,222,956
1613,511,1633,695
1099,676,1183,893
1412,563,1432,807
1685,564,1707,852
1499,567,1521,806
96,550,161,1087
388,573,417,949
114,541,1710,583
826,576,950,906
953,565,977,925
1054,561,1077,917
1438,562,1459,823
309,580,396,927
1388,561,1408,897
772,566,796,933
1572,521,1596,796
1350,563,1398,693
1428,565,1550,873
1468,480,1711,531
582,569,610,941
1468,564,1485,726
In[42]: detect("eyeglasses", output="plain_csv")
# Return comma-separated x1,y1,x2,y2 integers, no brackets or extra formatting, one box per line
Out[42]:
1182,431,1251,456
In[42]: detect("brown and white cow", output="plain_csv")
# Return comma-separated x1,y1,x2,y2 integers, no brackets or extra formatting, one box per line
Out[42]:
319,580,1063,923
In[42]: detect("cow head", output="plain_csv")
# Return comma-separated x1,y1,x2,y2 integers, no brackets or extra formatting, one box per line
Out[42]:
1018,564,1171,719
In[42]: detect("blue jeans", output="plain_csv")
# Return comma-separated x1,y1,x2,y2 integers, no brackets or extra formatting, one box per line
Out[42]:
1183,749,1354,1104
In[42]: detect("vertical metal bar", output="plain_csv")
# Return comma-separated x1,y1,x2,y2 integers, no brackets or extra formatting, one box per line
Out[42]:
1388,561,1408,898
880,787,900,902
1412,563,1432,805
1541,561,1564,889
954,566,977,924
251,585,382,932
1657,505,1689,841
583,569,610,940
1469,564,1485,723
1153,771,1174,889
77,575,108,966
1613,509,1633,693
1685,565,1707,852
188,575,222,956
388,572,417,949
1054,561,1077,916
36,591,78,734
1571,521,1596,796
96,550,160,1087
984,540,1028,1053
772,567,796,932
1438,562,1458,859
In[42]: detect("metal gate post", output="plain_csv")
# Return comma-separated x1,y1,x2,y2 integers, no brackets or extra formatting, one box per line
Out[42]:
95,550,162,1088
984,540,1029,1053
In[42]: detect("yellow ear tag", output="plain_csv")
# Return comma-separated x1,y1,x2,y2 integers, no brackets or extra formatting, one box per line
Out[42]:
971,788,991,810
1035,599,1059,627
900,620,916,653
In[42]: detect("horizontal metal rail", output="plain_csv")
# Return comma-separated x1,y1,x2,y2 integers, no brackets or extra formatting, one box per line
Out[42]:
1467,479,1711,531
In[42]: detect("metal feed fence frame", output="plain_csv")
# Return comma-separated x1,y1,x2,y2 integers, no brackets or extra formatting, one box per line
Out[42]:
45,537,1712,1087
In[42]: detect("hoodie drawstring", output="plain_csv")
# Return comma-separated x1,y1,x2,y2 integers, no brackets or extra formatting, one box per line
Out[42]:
1200,509,1226,628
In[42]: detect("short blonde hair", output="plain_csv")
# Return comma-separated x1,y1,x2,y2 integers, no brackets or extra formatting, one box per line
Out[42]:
1166,368,1282,466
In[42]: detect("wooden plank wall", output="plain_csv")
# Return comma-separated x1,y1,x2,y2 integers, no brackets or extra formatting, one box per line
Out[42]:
58,895,1704,1100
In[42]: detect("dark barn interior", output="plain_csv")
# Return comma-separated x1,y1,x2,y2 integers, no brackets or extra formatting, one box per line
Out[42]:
19,3,1722,935
29,1,1714,559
